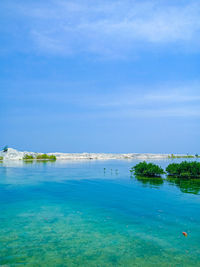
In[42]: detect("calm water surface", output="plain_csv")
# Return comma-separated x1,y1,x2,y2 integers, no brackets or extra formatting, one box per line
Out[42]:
0,159,200,266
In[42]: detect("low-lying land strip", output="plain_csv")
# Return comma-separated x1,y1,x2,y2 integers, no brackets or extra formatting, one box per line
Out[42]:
0,148,199,161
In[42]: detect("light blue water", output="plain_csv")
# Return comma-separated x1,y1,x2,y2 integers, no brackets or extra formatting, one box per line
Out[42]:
0,159,200,266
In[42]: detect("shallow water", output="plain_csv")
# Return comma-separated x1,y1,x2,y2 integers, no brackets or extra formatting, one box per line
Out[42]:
0,159,200,266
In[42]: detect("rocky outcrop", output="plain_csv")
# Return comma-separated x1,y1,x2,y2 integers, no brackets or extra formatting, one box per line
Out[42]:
0,148,37,160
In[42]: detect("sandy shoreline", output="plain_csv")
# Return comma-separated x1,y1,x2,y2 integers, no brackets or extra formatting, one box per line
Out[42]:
0,148,186,161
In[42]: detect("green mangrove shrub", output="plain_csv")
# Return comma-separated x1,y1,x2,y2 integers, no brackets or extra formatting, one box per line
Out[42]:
166,161,200,179
23,154,34,160
36,154,56,161
130,161,165,177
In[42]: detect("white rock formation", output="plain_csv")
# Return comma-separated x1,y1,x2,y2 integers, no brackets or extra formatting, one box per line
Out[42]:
0,147,173,161
0,148,37,160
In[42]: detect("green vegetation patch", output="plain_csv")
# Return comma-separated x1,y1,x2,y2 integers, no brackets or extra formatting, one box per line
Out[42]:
23,154,56,161
166,161,200,179
23,154,34,160
0,156,3,161
130,161,165,177
36,154,56,161
168,154,196,159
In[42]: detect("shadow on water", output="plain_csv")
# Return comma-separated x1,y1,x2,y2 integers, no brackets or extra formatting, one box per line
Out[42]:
166,177,200,195
133,175,164,188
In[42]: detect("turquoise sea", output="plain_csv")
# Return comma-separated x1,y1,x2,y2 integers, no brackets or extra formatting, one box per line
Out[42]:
0,159,200,266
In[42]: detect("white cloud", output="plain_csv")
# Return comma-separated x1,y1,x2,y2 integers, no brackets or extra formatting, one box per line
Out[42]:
1,0,200,57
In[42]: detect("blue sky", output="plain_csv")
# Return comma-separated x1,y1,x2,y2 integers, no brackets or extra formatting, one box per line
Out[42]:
0,0,200,153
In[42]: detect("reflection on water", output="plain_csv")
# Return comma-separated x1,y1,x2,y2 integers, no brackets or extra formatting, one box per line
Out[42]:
23,160,57,164
134,175,164,188
134,175,200,195
167,177,200,195
23,160,34,164
133,175,200,195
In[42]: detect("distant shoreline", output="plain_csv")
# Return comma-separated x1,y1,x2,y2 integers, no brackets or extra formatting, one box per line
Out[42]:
0,148,199,161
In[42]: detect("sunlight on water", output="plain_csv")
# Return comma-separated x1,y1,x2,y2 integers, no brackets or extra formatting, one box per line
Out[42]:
0,160,200,266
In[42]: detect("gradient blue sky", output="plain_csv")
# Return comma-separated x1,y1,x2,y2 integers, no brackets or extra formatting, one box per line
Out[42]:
0,0,200,153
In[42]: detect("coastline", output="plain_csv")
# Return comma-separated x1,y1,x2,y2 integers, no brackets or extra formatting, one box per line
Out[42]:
0,148,191,161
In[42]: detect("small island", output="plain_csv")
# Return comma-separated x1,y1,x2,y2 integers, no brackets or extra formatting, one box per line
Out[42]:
130,161,200,180
166,161,200,179
130,161,165,177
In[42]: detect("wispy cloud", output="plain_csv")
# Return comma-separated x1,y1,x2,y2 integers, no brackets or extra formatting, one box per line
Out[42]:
93,83,200,118
1,0,200,57
3,80,200,118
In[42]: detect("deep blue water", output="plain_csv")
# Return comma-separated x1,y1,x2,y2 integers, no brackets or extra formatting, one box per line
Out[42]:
0,159,200,266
